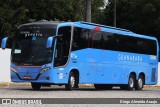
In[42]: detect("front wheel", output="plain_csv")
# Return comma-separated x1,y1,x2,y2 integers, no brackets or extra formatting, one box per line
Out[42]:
135,75,144,90
65,72,76,91
31,83,41,90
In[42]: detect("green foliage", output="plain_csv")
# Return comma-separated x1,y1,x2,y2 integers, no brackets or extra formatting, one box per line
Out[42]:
0,0,104,36
92,0,105,23
103,0,160,40
0,0,28,35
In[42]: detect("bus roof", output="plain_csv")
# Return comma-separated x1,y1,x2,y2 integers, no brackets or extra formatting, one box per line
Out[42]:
18,20,63,29
72,21,157,41
18,20,157,41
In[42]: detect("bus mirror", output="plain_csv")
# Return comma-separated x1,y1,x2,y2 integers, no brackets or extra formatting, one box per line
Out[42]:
46,37,54,49
1,37,8,49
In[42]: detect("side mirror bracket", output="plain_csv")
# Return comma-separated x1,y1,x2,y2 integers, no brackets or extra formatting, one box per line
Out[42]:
46,35,63,49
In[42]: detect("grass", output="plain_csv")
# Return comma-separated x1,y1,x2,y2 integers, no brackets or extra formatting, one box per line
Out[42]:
0,82,93,88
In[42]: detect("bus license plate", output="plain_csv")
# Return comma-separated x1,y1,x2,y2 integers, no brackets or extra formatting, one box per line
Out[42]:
24,76,31,80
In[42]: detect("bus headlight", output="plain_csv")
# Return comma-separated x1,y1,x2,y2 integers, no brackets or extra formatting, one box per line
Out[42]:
11,67,17,73
40,67,51,74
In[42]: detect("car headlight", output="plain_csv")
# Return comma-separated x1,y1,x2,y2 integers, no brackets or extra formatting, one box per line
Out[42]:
11,67,17,73
40,67,51,74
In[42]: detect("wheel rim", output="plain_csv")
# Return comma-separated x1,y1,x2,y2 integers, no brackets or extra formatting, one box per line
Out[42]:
138,78,143,88
129,77,134,88
70,75,75,88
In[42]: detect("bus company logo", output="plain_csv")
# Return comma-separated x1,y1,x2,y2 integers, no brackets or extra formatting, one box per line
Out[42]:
25,33,42,37
118,54,143,62
2,99,11,104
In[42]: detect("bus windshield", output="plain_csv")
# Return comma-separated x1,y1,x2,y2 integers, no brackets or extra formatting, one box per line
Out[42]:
11,29,56,66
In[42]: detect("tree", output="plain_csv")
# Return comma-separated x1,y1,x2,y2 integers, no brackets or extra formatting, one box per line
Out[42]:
113,0,116,27
85,0,92,22
103,0,160,41
0,0,28,38
0,0,104,38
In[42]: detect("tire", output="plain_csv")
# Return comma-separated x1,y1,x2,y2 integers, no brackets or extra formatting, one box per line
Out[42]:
31,83,41,90
127,74,135,90
135,75,144,90
94,84,113,90
65,72,76,91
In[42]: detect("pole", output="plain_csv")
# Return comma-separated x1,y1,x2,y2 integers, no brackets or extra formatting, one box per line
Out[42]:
114,0,117,27
85,0,91,22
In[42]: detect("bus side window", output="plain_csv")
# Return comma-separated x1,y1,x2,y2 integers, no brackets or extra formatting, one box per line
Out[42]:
54,26,71,67
91,31,102,49
72,27,81,51
72,27,90,51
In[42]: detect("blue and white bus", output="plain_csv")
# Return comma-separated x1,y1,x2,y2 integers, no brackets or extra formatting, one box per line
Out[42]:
1,21,159,90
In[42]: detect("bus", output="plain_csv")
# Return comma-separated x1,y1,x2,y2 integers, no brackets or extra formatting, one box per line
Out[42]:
1,21,159,90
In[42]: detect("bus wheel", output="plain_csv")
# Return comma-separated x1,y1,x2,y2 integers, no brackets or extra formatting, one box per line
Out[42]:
65,72,76,91
127,74,135,90
31,83,41,90
135,75,144,90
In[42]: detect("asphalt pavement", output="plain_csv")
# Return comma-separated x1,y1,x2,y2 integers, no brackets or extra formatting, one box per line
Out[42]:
0,85,160,107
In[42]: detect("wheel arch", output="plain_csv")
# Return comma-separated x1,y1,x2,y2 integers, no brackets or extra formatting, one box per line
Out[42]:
69,69,80,84
138,72,145,85
130,72,136,79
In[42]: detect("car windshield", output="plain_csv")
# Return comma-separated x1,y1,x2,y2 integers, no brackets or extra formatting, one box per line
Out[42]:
11,29,56,66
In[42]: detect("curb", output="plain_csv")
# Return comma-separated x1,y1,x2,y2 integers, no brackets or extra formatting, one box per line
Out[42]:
0,83,94,87
0,82,30,88
0,82,160,89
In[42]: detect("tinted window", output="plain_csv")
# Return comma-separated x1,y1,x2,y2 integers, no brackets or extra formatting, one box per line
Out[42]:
72,27,157,55
72,27,90,51
54,26,71,67
11,29,55,66
93,32,157,55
